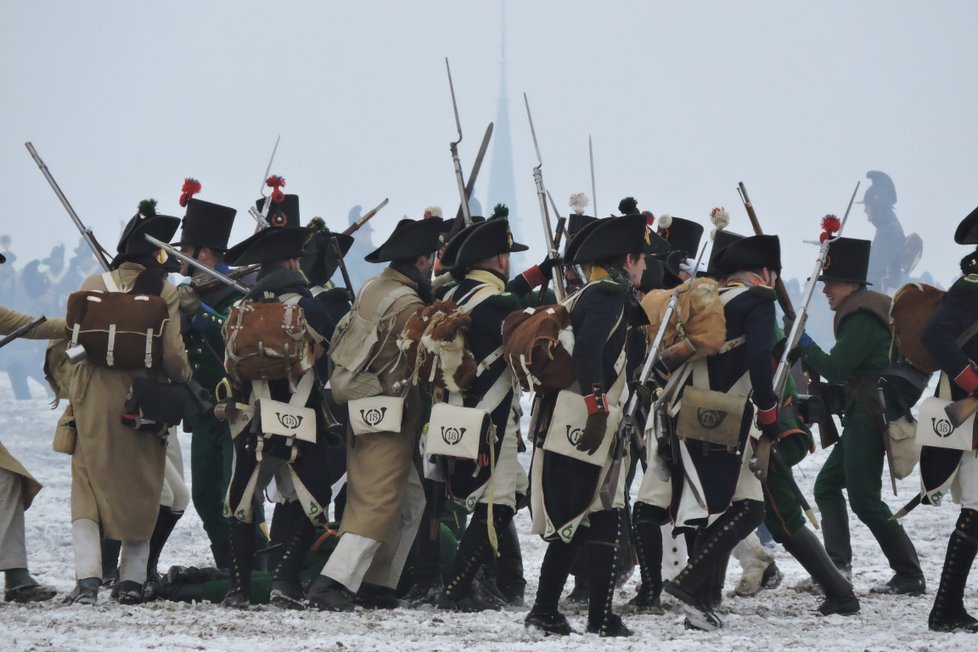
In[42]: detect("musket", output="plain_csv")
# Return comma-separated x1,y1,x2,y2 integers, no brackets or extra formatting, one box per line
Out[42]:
192,263,260,293
330,235,356,304
248,135,281,231
24,142,112,272
445,58,472,228
751,181,861,481
546,190,586,284
0,316,47,351
523,93,565,301
737,182,795,321
535,213,566,307
144,234,248,294
456,123,494,222
589,135,598,219
342,198,389,236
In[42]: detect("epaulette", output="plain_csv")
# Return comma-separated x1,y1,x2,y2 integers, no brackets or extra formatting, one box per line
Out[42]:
746,285,777,301
953,274,978,292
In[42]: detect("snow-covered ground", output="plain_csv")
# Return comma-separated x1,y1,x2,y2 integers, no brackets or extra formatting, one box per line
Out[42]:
2,375,977,651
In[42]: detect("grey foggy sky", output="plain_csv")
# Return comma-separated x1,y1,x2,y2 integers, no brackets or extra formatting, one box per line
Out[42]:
2,0,977,287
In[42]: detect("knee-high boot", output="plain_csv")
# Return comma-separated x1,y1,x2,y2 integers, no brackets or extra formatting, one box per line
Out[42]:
781,526,859,616
929,508,978,632
222,521,255,609
585,509,633,637
143,507,182,601
628,502,664,612
270,501,315,609
525,537,581,635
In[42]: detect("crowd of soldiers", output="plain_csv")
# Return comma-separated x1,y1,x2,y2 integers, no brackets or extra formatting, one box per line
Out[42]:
2,168,978,638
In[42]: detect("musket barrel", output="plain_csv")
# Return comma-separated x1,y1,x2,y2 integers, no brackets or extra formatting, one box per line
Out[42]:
144,234,248,294
343,198,389,236
25,142,111,272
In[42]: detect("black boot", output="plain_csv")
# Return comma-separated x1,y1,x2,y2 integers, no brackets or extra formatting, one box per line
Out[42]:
270,502,315,610
211,542,232,571
585,510,633,637
665,500,765,631
870,521,926,595
143,506,182,601
437,511,505,612
525,538,580,635
782,526,860,616
63,577,101,606
307,575,356,612
820,511,853,577
101,538,121,588
929,509,978,632
493,518,527,606
705,553,730,610
627,502,664,614
614,507,637,589
404,479,445,605
4,569,56,603
222,521,255,609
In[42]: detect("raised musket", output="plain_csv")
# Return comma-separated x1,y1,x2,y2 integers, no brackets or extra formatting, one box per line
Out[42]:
523,93,564,301
751,182,861,482
248,135,281,231
445,58,473,228
343,198,389,236
24,142,111,272
589,135,598,219
330,234,356,304
144,234,248,294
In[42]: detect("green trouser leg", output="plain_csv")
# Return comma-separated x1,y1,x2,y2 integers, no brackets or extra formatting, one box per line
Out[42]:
763,435,809,543
190,416,234,548
814,411,917,573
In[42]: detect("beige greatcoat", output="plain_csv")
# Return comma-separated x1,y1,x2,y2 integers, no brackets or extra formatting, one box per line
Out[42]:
339,267,425,542
67,263,191,540
0,305,66,507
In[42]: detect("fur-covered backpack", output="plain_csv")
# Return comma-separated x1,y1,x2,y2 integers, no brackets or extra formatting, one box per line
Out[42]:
398,284,497,393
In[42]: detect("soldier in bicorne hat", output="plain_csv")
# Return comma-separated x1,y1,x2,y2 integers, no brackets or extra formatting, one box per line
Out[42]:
220,212,338,610
796,237,925,596
308,216,443,611
65,200,192,605
920,206,978,632
524,214,648,637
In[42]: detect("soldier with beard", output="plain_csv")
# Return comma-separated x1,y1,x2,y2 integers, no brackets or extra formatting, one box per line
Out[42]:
524,214,648,637
307,216,442,611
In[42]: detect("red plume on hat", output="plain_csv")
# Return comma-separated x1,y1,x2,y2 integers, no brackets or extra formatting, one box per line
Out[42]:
179,178,201,207
820,214,841,243
266,175,286,204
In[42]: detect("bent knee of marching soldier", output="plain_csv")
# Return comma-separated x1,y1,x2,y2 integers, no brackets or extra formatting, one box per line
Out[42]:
585,509,622,544
847,492,891,525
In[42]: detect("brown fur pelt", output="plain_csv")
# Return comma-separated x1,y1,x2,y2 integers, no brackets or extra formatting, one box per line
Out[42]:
400,300,477,392
502,304,575,392
890,282,945,373
640,277,725,358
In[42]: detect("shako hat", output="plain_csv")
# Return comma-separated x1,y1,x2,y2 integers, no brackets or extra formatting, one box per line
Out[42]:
112,199,181,269
257,194,300,229
639,256,666,293
711,234,781,276
365,217,444,264
859,170,897,208
225,225,312,266
954,206,978,245
567,214,647,265
447,217,528,271
178,198,237,251
817,237,872,285
300,218,355,285
657,216,704,263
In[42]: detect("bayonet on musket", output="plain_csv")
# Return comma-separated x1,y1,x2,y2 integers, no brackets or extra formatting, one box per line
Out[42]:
25,142,112,272
445,58,472,227
144,234,248,294
523,93,564,301
248,135,281,231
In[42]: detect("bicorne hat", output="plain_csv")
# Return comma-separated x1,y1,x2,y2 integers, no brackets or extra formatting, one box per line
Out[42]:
365,217,444,264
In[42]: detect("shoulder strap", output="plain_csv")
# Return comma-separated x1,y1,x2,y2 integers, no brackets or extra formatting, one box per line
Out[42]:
956,320,978,348
101,272,120,293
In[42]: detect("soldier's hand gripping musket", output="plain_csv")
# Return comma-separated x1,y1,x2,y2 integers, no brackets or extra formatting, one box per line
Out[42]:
24,142,112,271
751,182,860,483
